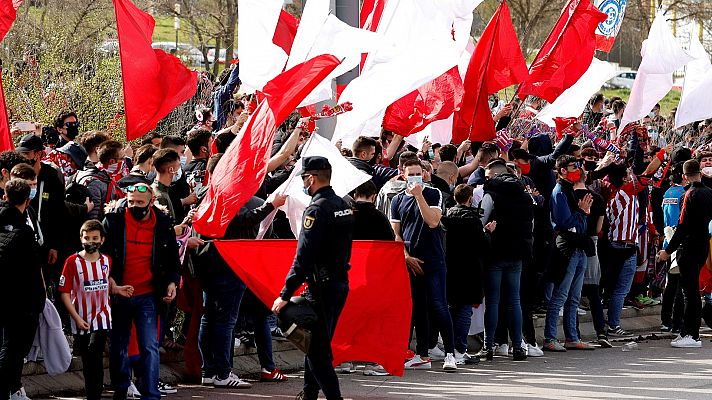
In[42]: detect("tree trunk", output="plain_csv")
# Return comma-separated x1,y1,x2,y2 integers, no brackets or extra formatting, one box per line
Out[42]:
224,0,237,66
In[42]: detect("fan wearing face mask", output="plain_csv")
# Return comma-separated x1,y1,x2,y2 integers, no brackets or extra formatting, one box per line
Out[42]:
150,149,181,222
697,151,712,189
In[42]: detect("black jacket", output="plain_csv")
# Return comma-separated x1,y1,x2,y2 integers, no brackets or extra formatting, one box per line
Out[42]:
441,204,486,304
281,186,354,300
483,173,534,262
31,162,66,250
0,201,45,317
352,201,394,241
666,181,712,259
102,199,181,298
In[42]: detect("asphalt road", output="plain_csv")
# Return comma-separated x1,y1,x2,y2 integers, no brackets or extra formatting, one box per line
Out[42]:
130,334,712,400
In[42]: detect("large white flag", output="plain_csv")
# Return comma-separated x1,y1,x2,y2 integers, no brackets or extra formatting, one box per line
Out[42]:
675,34,712,129
619,13,692,133
332,0,480,145
257,133,372,238
537,58,617,127
237,0,288,92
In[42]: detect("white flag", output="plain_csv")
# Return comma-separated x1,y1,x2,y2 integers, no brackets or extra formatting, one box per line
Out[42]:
537,58,617,127
332,0,478,145
675,34,712,129
257,133,372,238
237,0,288,92
619,13,693,133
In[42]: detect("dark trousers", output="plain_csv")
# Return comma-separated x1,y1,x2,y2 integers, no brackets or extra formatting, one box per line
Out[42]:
75,331,108,400
303,281,348,400
678,246,707,339
0,312,40,398
198,275,245,380
661,273,684,330
410,265,455,356
579,284,606,336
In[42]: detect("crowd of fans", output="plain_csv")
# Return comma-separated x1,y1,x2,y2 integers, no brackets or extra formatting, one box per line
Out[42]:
1,62,712,400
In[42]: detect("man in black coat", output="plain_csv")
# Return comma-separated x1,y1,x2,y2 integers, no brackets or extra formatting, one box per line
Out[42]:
441,184,493,364
0,180,46,399
352,180,394,241
658,159,712,348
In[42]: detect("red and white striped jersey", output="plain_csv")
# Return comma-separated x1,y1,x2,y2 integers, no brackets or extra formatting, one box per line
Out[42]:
607,185,639,243
59,253,112,334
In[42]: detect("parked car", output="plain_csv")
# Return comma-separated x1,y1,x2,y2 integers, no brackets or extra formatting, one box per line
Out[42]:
207,48,239,64
98,39,119,56
606,71,637,89
151,42,205,67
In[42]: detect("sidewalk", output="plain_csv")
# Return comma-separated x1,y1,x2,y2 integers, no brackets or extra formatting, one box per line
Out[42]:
23,304,664,397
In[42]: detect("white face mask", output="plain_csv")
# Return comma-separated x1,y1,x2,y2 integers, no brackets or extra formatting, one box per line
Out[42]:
702,166,712,177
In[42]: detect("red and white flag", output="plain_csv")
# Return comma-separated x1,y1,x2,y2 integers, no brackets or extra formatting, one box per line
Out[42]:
0,0,21,151
594,0,627,53
193,55,341,238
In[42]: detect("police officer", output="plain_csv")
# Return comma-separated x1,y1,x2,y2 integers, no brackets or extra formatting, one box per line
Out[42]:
658,159,712,348
272,156,353,400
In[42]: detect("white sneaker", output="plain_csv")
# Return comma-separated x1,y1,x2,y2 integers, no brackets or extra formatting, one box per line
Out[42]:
10,388,30,400
127,383,141,400
494,343,509,356
443,353,457,371
214,372,252,388
363,364,390,376
577,307,587,316
671,335,702,348
454,350,466,365
428,346,446,361
671,334,683,343
334,362,357,374
201,375,216,386
527,343,544,357
404,354,432,369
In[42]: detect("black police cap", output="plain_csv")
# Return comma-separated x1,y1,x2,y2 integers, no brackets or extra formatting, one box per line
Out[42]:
302,156,331,172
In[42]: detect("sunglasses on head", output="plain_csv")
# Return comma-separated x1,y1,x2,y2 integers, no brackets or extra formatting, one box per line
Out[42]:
127,185,150,193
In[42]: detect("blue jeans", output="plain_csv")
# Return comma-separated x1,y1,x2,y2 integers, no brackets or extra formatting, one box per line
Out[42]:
449,304,473,354
545,250,586,343
410,264,455,356
484,260,523,350
253,310,275,371
198,274,246,380
606,243,637,328
110,294,161,400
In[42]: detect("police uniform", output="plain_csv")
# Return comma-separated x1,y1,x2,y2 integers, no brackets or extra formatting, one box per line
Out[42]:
279,156,353,400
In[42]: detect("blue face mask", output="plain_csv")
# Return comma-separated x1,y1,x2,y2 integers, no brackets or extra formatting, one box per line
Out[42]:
172,167,183,183
29,187,37,200
146,169,157,182
407,175,423,187
180,156,187,169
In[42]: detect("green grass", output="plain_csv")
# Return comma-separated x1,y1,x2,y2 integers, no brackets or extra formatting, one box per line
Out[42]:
601,88,681,115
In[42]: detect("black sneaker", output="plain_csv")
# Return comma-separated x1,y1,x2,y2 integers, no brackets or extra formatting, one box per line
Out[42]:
512,347,527,361
607,325,632,337
597,335,613,348
475,348,494,361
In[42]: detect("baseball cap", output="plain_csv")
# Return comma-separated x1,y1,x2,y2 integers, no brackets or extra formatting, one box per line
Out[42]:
16,134,44,153
302,156,331,172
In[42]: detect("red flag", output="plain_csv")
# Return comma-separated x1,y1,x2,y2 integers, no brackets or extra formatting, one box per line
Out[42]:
193,55,341,238
273,9,299,56
213,240,412,377
113,0,198,141
554,116,578,140
359,0,387,71
0,0,20,42
0,72,12,151
518,0,607,103
383,66,464,136
453,0,528,143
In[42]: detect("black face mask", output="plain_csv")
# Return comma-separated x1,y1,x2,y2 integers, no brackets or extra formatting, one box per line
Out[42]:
66,125,79,140
584,161,597,171
129,205,150,220
82,242,101,254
